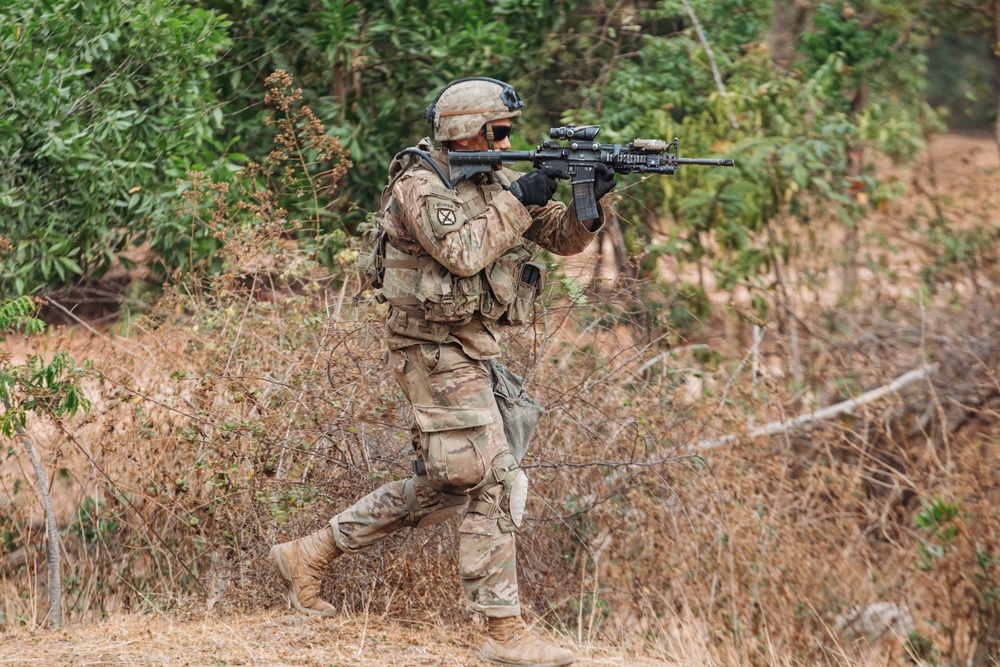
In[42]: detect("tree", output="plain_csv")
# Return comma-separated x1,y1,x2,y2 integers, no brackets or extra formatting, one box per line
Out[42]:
195,0,588,219
0,296,91,628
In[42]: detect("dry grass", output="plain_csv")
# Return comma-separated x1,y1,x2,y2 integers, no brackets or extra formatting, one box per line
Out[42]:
0,609,677,666
1,133,998,666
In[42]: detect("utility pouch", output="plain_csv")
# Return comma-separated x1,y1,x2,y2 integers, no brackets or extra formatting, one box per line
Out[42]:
504,261,546,326
353,224,388,303
417,265,481,323
488,359,545,463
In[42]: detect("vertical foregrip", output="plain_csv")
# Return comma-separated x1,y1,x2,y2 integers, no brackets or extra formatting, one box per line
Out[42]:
573,181,599,222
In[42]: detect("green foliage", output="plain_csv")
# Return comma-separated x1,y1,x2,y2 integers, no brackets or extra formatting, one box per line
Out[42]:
559,276,588,306
915,495,960,570
800,4,901,113
0,298,91,436
0,352,92,437
549,0,941,314
197,0,582,219
0,0,956,312
0,0,231,297
0,296,44,336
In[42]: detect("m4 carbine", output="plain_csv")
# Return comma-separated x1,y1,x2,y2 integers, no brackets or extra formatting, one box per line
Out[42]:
448,124,736,221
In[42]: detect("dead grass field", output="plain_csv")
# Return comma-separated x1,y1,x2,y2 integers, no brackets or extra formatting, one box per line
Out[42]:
0,610,675,667
1,132,998,667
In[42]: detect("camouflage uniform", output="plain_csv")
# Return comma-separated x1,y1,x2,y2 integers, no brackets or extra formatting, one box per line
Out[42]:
330,140,604,618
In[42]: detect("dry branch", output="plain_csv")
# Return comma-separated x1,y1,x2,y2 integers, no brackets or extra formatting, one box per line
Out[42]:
680,0,739,129
691,363,938,451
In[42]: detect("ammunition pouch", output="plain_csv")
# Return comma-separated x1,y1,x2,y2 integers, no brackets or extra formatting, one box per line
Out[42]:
504,260,546,326
353,224,388,304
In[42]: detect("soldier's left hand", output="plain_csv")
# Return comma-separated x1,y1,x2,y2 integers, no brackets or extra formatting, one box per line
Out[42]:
594,163,617,201
510,169,559,207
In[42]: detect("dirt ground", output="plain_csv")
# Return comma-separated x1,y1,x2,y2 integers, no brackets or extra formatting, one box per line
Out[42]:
0,610,672,667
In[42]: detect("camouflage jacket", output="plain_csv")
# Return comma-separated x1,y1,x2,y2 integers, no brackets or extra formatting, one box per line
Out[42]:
380,138,605,359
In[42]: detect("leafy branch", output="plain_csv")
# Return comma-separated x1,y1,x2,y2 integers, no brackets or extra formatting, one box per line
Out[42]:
0,296,91,629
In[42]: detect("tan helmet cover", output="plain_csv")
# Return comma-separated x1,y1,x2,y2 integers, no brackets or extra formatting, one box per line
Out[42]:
431,79,522,142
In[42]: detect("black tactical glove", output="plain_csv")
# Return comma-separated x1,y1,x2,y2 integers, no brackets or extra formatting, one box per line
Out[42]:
510,169,558,207
594,163,617,201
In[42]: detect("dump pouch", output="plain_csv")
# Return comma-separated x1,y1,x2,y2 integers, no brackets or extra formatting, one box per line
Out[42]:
487,359,545,463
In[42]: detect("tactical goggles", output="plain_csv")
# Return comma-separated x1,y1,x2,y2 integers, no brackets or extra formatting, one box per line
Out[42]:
483,122,514,142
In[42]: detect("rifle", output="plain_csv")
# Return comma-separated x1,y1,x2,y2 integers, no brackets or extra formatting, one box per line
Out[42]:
446,124,736,221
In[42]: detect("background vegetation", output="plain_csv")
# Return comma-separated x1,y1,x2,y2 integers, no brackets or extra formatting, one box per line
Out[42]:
1,1,998,665
2,0,997,301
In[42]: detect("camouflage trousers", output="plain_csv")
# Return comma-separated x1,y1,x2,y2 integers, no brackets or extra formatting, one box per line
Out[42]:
329,343,520,618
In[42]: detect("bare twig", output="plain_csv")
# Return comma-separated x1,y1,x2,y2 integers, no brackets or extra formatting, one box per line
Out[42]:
680,0,739,129
692,364,939,451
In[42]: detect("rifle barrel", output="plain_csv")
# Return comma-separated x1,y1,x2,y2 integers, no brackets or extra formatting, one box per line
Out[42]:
675,157,736,167
448,150,534,165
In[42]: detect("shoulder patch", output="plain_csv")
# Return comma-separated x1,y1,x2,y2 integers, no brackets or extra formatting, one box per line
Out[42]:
437,207,458,226
423,187,468,237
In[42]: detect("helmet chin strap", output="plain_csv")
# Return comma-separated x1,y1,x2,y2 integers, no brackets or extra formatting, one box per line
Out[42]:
485,121,495,151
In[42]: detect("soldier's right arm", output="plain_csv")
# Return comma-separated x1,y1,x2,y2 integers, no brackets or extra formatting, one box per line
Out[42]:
394,172,534,278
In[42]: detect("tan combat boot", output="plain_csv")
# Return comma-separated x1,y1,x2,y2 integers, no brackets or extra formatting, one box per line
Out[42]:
270,525,341,617
478,616,575,667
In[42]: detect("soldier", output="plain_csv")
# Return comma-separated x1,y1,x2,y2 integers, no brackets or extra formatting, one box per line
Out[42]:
270,77,616,667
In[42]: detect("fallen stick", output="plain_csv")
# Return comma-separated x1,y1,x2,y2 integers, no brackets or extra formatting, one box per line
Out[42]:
691,363,938,452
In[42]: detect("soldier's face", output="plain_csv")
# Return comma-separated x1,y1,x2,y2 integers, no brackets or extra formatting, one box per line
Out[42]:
451,120,513,152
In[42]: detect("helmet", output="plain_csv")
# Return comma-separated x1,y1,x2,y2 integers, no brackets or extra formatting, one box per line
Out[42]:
425,77,524,142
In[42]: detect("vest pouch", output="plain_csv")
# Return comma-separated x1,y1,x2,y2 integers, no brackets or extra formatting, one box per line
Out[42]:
356,224,387,291
417,263,482,323
505,261,546,326
386,308,450,342
479,287,505,321
485,246,532,306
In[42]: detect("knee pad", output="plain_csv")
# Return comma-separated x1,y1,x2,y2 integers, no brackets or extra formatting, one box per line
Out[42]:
466,451,528,532
402,476,468,529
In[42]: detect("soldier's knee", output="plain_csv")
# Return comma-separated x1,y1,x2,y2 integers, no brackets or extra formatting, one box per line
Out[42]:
464,451,528,533
402,476,467,528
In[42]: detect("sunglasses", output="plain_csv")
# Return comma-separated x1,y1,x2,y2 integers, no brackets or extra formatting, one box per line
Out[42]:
483,122,514,143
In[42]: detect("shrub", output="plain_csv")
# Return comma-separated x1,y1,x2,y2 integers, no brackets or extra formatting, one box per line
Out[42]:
0,0,231,296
